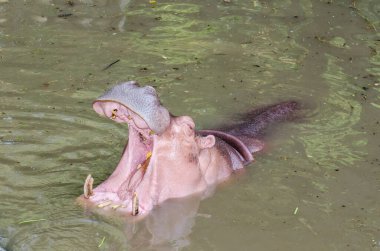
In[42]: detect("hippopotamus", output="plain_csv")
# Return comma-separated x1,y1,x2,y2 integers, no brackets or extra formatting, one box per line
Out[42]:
79,81,298,217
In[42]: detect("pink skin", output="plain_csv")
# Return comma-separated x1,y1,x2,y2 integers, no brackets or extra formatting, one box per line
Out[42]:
79,101,232,216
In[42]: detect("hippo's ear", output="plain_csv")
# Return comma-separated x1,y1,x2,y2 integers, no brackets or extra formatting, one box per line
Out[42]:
198,135,215,149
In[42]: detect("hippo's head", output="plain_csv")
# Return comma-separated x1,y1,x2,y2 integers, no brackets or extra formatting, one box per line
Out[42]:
82,81,223,217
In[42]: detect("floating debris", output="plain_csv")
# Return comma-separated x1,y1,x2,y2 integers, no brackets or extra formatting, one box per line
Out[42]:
19,219,47,224
57,13,73,18
293,207,299,215
98,236,106,248
66,0,74,6
102,59,120,71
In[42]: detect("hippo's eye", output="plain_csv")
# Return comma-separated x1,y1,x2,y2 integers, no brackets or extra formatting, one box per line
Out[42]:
127,115,132,120
111,109,118,120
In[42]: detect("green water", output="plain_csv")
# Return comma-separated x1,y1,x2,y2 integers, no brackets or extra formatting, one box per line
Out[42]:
0,0,379,250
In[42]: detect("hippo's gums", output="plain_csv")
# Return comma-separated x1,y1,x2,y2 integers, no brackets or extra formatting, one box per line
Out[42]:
78,81,298,217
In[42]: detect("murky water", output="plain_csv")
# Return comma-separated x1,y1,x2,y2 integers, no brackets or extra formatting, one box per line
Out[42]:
0,0,379,250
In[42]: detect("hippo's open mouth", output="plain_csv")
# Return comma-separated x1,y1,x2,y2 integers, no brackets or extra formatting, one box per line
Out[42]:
81,82,171,215
83,108,157,215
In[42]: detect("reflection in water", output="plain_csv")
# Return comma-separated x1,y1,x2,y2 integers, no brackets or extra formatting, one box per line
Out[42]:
125,195,201,250
5,195,202,250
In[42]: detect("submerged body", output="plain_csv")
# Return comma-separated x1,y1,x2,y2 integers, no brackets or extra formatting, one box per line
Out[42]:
79,81,298,217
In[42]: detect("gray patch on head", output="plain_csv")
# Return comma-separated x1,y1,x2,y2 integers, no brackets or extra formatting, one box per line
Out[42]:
95,81,170,135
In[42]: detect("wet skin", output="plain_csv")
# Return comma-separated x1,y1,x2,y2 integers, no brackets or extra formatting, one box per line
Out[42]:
78,81,297,217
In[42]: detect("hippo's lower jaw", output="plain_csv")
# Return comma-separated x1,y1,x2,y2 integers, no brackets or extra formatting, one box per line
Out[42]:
82,124,156,216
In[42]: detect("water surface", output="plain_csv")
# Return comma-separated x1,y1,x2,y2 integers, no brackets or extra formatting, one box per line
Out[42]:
0,0,379,250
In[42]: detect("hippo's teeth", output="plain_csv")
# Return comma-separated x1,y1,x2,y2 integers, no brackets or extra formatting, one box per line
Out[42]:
132,193,139,216
111,109,118,120
146,151,152,159
97,200,112,208
83,174,94,199
149,130,155,135
111,204,121,210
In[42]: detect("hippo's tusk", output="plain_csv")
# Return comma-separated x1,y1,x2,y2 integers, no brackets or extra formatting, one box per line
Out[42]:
132,192,139,216
83,174,94,199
